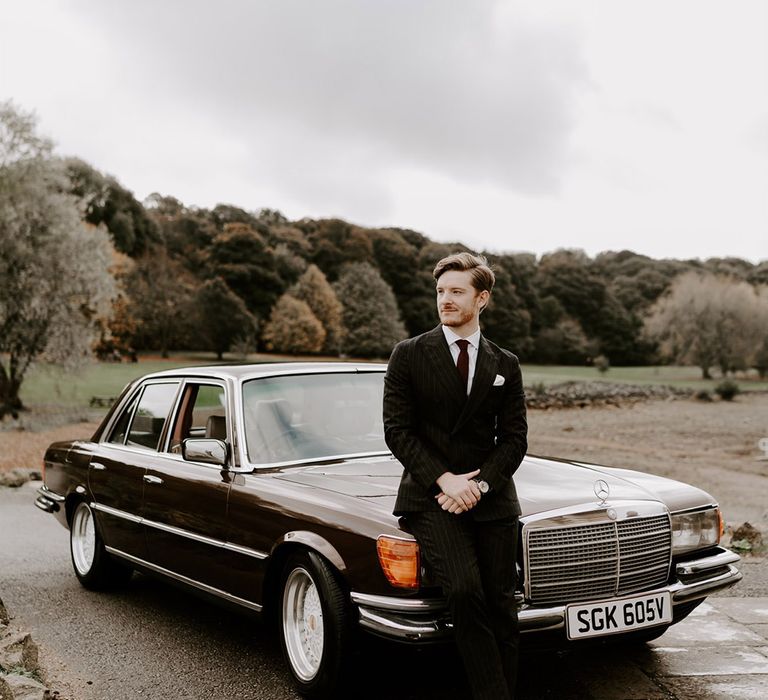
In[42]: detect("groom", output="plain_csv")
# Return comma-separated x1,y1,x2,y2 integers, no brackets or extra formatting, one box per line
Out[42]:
383,252,528,700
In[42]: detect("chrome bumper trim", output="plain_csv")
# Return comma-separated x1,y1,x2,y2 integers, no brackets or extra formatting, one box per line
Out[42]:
350,591,447,612
353,546,742,642
675,548,741,576
35,486,65,513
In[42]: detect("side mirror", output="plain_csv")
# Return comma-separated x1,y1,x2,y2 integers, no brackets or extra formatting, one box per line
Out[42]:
181,438,228,467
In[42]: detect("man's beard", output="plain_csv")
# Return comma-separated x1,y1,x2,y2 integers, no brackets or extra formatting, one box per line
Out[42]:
440,307,475,327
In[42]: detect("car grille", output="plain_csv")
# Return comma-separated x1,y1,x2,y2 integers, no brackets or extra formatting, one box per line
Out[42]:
524,513,671,605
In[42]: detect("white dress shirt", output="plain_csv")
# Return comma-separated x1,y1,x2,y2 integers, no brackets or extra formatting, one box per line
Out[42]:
442,325,481,395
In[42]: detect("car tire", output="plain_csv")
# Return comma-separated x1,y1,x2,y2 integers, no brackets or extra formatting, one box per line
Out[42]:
70,501,132,590
279,549,352,698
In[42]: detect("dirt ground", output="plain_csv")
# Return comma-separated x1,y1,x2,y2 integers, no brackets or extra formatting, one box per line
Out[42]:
527,392,768,531
0,420,101,474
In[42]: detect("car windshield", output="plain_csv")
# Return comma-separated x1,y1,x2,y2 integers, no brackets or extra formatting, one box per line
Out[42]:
242,371,388,464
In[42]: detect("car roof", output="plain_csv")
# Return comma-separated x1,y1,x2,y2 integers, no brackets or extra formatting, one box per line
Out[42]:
139,361,388,382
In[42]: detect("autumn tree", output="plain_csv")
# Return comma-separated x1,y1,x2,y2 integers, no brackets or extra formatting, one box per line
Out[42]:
333,262,407,358
289,264,345,354
262,294,326,355
0,102,116,416
195,278,258,359
644,272,768,378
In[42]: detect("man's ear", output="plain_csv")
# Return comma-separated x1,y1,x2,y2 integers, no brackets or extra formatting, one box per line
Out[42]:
478,290,491,313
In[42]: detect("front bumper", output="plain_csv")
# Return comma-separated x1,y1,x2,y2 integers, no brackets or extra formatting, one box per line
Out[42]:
351,546,742,643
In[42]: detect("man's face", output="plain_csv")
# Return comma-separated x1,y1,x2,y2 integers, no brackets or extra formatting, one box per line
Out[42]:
436,269,489,329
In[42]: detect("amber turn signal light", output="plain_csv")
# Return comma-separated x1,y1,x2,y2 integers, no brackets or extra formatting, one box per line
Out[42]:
717,507,724,542
377,536,420,589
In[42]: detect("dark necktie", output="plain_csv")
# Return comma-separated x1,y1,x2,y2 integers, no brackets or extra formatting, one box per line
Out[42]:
456,339,470,393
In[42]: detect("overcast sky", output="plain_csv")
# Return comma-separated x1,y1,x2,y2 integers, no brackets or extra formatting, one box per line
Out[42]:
1,0,766,262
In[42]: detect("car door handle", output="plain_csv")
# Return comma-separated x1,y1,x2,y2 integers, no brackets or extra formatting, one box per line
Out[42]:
143,475,164,485
90,462,107,471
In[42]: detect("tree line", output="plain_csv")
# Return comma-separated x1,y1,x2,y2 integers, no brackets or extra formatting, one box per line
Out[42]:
2,101,767,415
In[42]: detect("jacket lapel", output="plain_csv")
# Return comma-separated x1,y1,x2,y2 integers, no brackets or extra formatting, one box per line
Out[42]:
424,326,466,402
451,335,497,434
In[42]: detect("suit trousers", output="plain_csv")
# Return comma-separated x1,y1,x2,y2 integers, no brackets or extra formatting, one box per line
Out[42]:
407,509,520,700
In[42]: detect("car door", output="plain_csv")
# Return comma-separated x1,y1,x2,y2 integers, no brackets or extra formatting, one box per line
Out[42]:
141,380,245,595
88,380,181,559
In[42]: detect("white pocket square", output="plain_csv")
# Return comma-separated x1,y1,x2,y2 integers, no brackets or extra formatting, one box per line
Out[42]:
493,374,505,386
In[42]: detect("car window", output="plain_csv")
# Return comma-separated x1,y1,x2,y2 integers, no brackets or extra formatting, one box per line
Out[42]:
242,372,387,464
125,382,180,451
168,383,227,454
107,392,139,445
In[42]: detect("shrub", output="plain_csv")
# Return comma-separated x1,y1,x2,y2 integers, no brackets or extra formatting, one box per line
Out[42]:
714,379,740,401
694,389,713,402
593,354,610,374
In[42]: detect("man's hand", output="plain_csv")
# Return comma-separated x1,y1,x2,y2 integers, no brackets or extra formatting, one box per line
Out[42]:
435,470,481,513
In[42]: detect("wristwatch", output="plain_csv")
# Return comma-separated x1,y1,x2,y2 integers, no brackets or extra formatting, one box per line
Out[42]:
473,478,490,494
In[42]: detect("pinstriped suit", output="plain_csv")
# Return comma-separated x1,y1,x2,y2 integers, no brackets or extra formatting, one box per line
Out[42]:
383,324,527,700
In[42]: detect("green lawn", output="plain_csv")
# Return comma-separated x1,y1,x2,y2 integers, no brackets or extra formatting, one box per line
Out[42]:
521,364,768,391
18,351,362,408
19,355,767,409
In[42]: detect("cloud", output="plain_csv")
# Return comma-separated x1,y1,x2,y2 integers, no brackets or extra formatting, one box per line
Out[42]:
67,0,587,215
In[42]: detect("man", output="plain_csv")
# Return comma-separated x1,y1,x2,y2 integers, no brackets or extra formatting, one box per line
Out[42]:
383,252,527,700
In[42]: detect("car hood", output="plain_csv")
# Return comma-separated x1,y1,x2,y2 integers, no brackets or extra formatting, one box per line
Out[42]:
272,453,715,516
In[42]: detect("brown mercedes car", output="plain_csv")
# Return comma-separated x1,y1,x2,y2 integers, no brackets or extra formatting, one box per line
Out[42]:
36,363,742,697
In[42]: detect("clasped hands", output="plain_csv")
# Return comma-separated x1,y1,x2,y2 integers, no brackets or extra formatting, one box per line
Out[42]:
435,469,482,514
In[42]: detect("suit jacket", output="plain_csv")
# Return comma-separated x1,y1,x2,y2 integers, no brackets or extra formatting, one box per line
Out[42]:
383,325,528,521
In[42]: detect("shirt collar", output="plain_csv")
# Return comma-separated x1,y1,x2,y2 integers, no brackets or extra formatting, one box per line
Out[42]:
442,325,481,349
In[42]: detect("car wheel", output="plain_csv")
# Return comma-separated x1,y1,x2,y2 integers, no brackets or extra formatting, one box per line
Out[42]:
70,501,132,590
279,550,352,697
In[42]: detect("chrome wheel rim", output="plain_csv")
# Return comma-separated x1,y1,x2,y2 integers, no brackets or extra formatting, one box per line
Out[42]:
282,566,324,681
71,503,96,576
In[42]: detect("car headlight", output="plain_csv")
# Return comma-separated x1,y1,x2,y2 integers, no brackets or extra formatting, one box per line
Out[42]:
671,507,722,554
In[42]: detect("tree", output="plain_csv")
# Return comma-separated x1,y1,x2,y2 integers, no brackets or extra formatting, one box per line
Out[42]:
333,262,407,358
65,158,159,255
753,337,768,379
480,256,533,357
205,223,285,319
533,318,592,365
195,278,258,360
290,264,345,354
123,248,197,357
301,218,373,281
262,294,326,355
536,248,647,364
644,272,768,378
0,102,115,416
371,229,435,337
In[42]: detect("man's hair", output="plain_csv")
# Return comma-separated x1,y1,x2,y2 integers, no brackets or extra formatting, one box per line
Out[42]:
432,252,496,295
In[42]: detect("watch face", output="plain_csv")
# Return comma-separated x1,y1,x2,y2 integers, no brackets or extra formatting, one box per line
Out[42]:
478,480,490,494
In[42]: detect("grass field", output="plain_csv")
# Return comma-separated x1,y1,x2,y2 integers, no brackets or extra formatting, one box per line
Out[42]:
522,364,768,390
17,354,768,409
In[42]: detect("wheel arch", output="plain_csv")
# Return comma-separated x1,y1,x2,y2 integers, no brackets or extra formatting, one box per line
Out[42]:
262,532,349,620
64,489,88,527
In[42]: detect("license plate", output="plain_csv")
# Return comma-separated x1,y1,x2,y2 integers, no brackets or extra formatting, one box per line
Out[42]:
565,591,672,640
